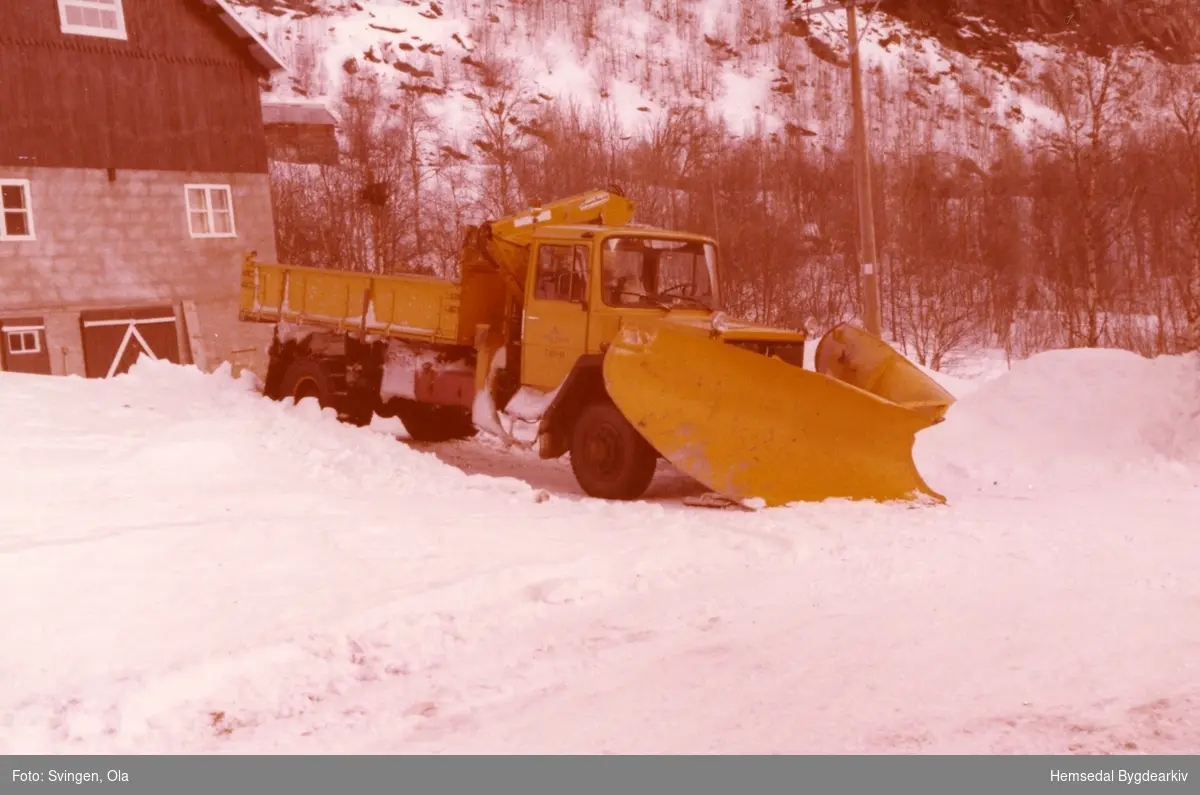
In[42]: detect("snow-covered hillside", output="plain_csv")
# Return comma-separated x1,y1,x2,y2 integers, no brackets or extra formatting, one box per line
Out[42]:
232,0,1066,149
231,0,1200,363
1,349,1197,753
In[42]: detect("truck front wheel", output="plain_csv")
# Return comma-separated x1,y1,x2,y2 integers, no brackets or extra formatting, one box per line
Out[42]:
569,400,657,501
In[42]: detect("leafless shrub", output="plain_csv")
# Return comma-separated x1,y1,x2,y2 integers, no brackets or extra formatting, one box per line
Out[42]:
265,20,1200,365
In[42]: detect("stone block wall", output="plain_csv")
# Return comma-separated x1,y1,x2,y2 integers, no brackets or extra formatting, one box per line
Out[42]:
0,166,279,378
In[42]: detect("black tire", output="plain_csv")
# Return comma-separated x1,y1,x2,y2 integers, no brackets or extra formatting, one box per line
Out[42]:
569,400,657,501
275,356,373,427
276,358,331,407
391,399,478,443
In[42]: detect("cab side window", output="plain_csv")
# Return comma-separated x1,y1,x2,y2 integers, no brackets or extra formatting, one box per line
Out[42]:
534,244,589,303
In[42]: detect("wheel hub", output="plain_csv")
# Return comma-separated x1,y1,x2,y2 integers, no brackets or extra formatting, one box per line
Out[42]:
584,423,622,477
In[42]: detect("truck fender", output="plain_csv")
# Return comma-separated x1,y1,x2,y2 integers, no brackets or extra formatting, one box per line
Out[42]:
536,354,606,459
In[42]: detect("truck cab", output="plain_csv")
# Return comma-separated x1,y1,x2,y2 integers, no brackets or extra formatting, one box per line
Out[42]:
520,227,722,392
483,224,811,501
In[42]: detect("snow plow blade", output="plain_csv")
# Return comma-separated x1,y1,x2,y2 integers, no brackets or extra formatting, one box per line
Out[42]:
814,322,957,424
601,324,950,507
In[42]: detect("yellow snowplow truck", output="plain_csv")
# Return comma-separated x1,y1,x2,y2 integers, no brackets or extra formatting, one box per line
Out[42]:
238,187,955,507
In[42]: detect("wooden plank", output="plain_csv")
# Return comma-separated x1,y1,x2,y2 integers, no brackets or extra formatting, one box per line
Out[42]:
180,299,209,370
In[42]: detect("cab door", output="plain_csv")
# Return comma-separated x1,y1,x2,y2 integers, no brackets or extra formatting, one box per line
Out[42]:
522,242,591,391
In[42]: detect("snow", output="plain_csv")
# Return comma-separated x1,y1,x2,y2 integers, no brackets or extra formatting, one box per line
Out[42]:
229,0,1061,153
502,384,559,423
274,320,314,345
469,346,509,441
1,349,1198,753
378,343,467,402
535,39,599,108
916,348,1200,496
716,66,777,137
209,0,290,72
903,345,1012,398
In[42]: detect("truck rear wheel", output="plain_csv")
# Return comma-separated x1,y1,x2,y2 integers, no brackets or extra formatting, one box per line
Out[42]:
391,399,478,443
569,400,657,501
274,356,373,427
277,358,330,407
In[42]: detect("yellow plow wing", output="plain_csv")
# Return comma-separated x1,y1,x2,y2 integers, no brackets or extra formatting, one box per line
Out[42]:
814,322,957,424
601,323,953,507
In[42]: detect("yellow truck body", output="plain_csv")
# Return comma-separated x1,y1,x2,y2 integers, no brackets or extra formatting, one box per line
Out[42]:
236,188,956,507
240,258,465,345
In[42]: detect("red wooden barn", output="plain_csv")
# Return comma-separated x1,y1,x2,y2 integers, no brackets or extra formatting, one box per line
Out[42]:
0,0,291,379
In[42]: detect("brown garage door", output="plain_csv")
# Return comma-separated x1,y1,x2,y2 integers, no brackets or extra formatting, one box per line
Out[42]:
80,305,182,379
0,316,53,375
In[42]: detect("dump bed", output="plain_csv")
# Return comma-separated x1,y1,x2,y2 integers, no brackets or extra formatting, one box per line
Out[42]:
238,256,469,346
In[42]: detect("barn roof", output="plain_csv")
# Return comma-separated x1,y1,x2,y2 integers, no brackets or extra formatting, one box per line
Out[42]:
261,99,339,127
195,0,289,74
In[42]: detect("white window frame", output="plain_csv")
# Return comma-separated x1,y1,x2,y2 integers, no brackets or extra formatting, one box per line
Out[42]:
0,179,36,242
5,327,43,356
57,0,128,41
185,184,238,239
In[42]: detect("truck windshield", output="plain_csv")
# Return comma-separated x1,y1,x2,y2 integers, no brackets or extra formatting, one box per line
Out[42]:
599,236,719,311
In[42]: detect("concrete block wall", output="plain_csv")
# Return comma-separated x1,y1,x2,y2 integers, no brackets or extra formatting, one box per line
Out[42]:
0,166,278,378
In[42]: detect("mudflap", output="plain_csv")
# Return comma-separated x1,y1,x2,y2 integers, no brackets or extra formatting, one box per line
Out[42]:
814,322,956,424
601,324,948,508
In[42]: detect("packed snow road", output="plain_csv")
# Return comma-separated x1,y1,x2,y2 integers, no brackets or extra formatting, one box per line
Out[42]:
1,350,1198,754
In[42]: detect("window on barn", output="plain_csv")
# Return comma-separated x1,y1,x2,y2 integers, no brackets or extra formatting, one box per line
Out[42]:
58,0,128,40
0,180,35,241
5,329,41,356
185,185,238,239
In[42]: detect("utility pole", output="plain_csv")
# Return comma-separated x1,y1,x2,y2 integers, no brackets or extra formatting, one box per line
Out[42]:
791,0,883,337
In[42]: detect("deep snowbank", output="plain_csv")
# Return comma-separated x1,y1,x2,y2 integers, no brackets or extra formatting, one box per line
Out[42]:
0,360,797,751
1,353,1198,754
916,348,1200,496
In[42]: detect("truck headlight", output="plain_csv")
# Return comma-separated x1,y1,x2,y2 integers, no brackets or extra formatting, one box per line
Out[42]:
711,311,730,334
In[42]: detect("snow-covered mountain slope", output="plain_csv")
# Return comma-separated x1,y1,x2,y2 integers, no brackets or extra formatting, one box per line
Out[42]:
229,0,1199,338
875,0,1200,74
230,0,1075,152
